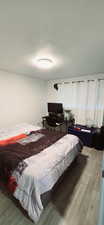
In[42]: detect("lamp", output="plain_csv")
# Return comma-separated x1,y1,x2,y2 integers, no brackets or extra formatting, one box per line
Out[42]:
36,58,53,69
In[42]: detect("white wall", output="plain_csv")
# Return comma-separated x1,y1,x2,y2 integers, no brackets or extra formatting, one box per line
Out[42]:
0,70,47,128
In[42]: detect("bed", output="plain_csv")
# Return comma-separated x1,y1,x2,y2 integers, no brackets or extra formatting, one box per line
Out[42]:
0,123,83,223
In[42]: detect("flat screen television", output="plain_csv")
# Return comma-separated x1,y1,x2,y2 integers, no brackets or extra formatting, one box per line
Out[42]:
48,103,63,114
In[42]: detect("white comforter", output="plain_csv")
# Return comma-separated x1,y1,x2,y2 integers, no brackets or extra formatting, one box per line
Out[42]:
13,133,81,223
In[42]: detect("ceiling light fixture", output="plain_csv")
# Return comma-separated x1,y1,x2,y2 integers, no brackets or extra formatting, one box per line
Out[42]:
36,58,54,69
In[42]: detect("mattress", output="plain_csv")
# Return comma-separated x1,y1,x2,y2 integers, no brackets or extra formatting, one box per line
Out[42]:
13,134,82,223
0,123,83,223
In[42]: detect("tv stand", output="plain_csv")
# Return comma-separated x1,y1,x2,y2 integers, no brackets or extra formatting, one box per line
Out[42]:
42,113,64,126
42,114,73,132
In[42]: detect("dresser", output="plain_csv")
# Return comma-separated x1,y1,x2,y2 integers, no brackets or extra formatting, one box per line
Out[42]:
68,124,97,147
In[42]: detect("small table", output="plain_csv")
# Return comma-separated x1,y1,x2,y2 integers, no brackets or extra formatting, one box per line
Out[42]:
68,124,97,147
42,116,69,132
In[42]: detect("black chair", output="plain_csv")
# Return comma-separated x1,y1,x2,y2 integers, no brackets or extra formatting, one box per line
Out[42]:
46,113,64,131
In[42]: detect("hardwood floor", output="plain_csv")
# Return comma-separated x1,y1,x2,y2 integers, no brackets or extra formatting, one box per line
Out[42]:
0,147,102,225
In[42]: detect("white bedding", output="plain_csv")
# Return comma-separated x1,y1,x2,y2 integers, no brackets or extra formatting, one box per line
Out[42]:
0,123,41,140
13,133,81,223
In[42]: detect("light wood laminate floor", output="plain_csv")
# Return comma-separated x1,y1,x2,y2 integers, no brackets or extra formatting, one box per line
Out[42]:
0,147,103,225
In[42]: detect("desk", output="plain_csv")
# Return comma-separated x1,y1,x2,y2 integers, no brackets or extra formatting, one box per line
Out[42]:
68,124,97,147
42,116,69,132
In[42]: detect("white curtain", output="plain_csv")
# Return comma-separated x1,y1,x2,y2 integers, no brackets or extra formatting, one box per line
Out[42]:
75,81,88,125
94,80,104,127
58,82,77,118
85,80,97,126
57,79,104,127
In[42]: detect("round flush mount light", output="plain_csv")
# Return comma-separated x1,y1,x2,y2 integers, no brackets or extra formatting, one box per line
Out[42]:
36,58,54,69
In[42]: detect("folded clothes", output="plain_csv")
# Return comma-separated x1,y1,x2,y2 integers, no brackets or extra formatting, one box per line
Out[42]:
81,129,91,133
17,133,44,145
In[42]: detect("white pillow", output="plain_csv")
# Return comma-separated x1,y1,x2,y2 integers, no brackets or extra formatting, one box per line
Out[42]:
0,123,41,140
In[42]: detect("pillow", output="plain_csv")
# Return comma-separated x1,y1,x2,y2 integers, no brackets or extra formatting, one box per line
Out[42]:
0,133,27,146
14,123,41,134
0,123,41,141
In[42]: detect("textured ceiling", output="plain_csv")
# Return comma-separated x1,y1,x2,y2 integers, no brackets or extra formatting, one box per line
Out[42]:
0,0,104,80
